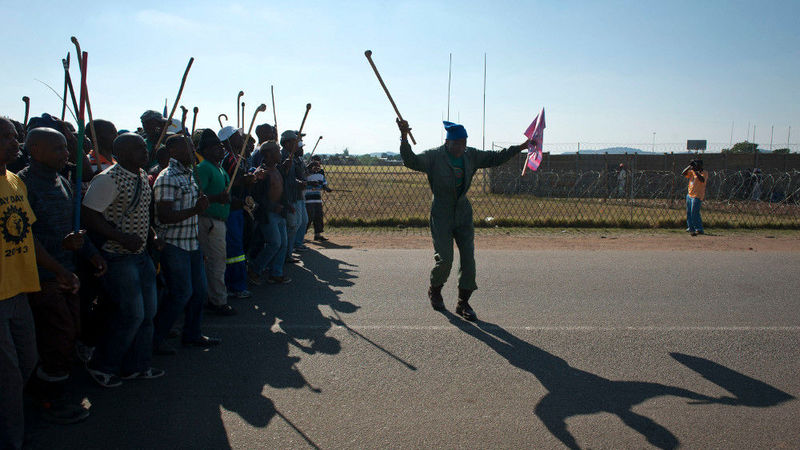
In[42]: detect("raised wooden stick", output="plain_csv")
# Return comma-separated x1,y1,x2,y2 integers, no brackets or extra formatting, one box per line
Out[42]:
61,52,70,120
271,85,278,138
241,102,245,129
298,103,311,136
22,97,30,129
226,104,266,192
364,50,416,144
180,106,188,135
71,37,101,173
191,107,199,134
309,136,323,156
236,91,244,127
151,57,195,155
218,113,227,128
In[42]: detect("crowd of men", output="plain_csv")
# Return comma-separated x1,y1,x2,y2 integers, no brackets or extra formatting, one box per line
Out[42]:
0,109,332,449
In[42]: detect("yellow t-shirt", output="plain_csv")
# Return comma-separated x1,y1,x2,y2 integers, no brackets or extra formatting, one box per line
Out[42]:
0,171,40,299
685,170,707,201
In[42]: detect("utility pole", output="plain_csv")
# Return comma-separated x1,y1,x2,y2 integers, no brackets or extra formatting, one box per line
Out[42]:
770,125,774,151
652,132,656,152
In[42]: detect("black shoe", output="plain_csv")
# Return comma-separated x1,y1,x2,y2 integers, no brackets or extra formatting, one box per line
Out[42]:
456,300,477,321
206,303,237,316
182,335,221,348
286,257,300,264
428,285,445,311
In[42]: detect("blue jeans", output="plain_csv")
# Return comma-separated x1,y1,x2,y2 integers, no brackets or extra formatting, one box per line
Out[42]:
154,244,207,345
293,199,309,248
91,252,157,375
251,213,287,277
686,195,703,232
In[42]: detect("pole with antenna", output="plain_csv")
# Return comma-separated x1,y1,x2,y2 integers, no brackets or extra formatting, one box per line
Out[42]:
482,52,486,151
447,53,452,122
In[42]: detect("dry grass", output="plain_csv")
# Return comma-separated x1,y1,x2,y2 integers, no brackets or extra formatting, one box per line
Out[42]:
320,165,800,229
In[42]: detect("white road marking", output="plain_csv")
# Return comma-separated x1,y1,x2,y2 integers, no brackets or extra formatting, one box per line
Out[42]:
204,324,800,331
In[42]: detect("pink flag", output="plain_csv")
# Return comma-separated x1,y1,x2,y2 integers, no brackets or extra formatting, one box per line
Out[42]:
522,108,545,175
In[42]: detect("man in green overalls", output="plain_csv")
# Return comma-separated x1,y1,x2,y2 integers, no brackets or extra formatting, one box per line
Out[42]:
397,119,529,321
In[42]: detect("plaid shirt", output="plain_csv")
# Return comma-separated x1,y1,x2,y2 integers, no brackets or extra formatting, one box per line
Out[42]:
153,159,200,251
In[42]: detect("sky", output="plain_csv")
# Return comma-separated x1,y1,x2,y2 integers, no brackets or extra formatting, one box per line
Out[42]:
1,0,799,154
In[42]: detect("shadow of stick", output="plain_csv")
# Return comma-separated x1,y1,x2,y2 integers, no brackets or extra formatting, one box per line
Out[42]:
329,310,417,371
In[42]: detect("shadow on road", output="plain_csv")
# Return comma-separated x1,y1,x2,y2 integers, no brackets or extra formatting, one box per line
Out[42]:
27,249,362,450
441,311,794,450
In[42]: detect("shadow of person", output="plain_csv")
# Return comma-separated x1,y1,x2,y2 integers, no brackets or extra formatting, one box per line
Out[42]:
441,311,794,450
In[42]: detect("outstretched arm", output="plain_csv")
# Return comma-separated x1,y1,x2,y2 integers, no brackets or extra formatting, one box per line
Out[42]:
473,140,531,169
397,119,428,172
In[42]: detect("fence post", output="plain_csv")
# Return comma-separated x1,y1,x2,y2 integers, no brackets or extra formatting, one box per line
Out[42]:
670,152,675,207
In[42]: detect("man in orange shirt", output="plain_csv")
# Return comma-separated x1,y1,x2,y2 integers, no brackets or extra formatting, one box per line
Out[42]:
682,159,707,236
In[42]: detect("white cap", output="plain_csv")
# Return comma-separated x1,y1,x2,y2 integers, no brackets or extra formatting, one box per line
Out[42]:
218,126,240,142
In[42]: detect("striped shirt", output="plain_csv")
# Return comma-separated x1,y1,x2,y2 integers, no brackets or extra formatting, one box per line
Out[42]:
153,159,200,251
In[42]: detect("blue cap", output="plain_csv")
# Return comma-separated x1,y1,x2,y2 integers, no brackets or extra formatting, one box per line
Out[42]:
443,121,467,140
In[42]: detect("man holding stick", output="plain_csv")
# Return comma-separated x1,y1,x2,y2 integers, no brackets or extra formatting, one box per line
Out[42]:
195,130,235,315
397,119,529,321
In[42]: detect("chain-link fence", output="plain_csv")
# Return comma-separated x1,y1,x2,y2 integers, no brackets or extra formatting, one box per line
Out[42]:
318,146,800,229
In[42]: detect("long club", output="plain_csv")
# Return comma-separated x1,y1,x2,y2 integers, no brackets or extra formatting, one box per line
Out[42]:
151,57,195,156
226,104,267,193
71,37,101,174
363,50,416,144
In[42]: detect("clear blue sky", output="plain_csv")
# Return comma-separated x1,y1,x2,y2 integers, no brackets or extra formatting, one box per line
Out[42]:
2,0,798,153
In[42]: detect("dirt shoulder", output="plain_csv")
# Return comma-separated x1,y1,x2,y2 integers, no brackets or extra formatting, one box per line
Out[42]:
308,227,800,252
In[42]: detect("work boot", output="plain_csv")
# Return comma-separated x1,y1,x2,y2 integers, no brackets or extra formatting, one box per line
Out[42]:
456,288,477,321
428,285,445,311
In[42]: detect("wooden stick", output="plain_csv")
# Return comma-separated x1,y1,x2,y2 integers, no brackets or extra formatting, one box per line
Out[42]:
180,106,188,135
364,50,416,144
236,91,244,127
61,52,70,120
241,102,245,129
271,85,278,138
22,97,29,129
218,113,227,128
309,136,323,156
151,57,195,156
191,107,198,134
226,104,266,192
73,51,88,232
71,37,101,174
298,103,311,136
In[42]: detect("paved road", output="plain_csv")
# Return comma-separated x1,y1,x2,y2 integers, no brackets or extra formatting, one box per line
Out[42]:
28,248,800,449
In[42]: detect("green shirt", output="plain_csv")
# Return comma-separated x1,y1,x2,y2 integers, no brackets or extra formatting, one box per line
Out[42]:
194,160,231,220
447,152,465,196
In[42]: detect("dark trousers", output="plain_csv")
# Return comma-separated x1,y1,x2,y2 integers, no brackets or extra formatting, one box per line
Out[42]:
27,280,80,377
0,294,37,450
306,202,324,235
154,244,206,345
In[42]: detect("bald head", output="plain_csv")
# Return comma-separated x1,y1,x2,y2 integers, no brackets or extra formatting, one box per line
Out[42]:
26,127,69,171
113,133,148,171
